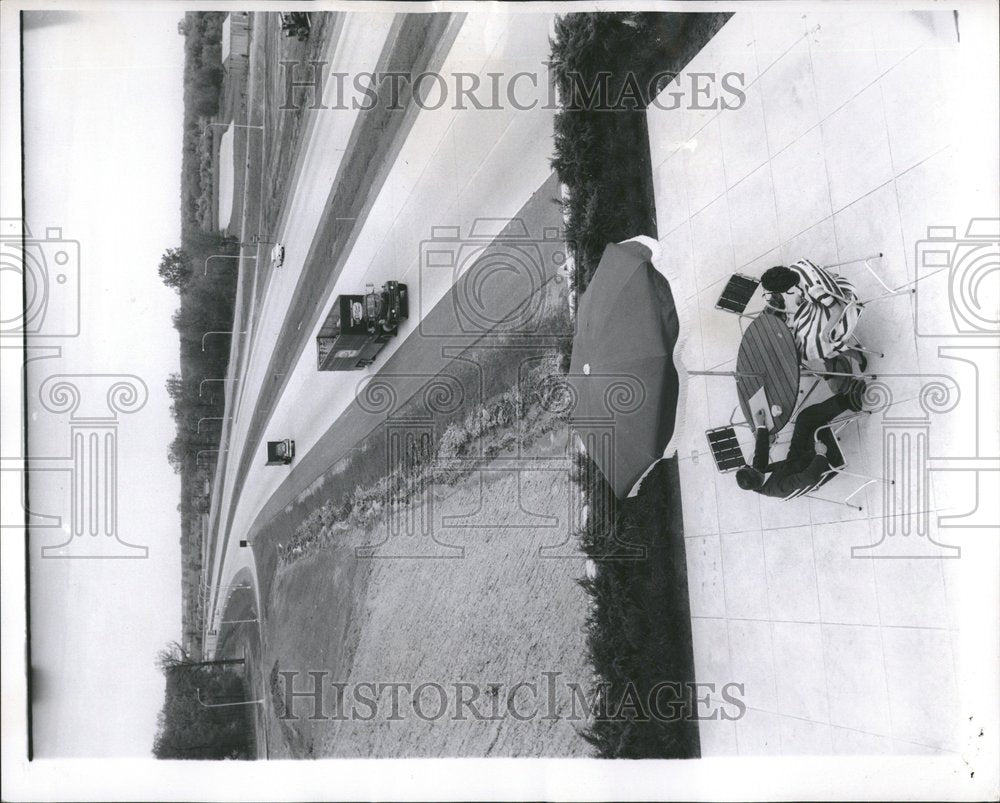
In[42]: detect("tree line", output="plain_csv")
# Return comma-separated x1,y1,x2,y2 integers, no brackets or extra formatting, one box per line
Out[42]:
153,642,255,759
159,225,240,656
179,11,226,228
155,11,246,749
161,9,241,660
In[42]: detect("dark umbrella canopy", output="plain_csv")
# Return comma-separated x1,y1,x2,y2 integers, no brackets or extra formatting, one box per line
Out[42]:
569,242,681,499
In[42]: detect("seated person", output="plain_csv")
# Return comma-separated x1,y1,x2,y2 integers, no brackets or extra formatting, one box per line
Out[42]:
761,260,850,310
762,261,867,370
735,380,866,499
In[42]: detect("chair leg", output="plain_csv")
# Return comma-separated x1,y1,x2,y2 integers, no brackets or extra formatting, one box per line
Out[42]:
803,369,879,380
729,404,753,429
825,253,884,271
688,370,766,379
826,253,898,296
855,286,917,305
844,479,878,507
806,491,864,512
858,264,950,302
829,412,869,437
828,252,939,305
796,378,822,408
849,338,884,358
834,468,894,486
860,255,897,295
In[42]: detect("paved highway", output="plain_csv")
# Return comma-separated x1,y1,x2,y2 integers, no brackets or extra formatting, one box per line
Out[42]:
207,12,561,643
205,13,398,639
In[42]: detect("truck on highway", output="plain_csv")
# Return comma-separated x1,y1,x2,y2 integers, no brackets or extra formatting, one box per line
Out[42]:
278,11,311,41
316,281,409,371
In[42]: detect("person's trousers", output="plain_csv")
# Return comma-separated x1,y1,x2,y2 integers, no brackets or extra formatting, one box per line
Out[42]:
786,393,852,468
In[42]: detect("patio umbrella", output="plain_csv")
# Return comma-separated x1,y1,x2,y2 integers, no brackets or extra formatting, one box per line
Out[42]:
569,241,681,499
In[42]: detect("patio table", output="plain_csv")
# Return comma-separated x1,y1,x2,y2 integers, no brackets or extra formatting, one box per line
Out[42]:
735,313,800,435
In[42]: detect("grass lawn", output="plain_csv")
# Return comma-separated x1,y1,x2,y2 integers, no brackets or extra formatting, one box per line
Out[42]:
262,424,592,757
258,309,584,757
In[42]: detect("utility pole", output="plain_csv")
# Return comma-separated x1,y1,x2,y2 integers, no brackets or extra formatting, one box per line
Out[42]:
168,657,246,670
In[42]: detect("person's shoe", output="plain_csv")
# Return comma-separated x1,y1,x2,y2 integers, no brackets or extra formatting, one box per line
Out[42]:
817,429,846,469
828,354,851,374
824,355,852,393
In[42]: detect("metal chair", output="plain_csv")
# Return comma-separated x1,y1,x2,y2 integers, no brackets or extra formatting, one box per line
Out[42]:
783,413,893,511
713,264,881,382
825,252,926,306
705,425,747,473
809,252,935,363
715,273,760,317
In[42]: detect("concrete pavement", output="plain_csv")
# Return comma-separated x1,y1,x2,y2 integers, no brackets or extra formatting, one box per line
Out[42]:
648,8,998,756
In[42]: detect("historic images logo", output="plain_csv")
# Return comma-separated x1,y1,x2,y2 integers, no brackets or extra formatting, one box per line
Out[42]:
856,219,999,559
273,670,747,725
0,218,149,558
279,62,746,114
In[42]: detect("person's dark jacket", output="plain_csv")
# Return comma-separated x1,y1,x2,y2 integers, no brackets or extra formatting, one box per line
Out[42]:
751,426,830,498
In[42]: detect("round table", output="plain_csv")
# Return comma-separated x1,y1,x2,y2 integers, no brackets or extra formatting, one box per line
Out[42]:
735,314,800,434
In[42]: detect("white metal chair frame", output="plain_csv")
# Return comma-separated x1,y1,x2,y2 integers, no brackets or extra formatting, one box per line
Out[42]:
805,251,946,364
782,412,893,511
712,411,887,510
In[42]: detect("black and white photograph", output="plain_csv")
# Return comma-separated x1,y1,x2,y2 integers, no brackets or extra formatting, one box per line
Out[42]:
1,1,998,799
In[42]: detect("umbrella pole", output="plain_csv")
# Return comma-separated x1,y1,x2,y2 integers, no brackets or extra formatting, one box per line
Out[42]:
687,370,765,379
802,369,879,379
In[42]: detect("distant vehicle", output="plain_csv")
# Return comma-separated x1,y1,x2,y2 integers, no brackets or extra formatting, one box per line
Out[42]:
316,281,409,371
278,12,310,41
271,243,284,268
265,439,295,466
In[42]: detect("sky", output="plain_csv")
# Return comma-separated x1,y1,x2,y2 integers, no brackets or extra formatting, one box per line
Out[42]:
22,9,186,756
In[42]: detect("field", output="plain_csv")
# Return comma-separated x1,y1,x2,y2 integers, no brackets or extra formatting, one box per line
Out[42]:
262,425,592,757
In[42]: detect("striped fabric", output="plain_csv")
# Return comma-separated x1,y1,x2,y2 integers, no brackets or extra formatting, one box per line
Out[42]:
786,259,861,362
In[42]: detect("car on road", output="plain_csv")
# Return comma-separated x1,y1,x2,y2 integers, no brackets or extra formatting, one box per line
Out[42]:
271,243,284,268
316,280,409,370
265,439,295,465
